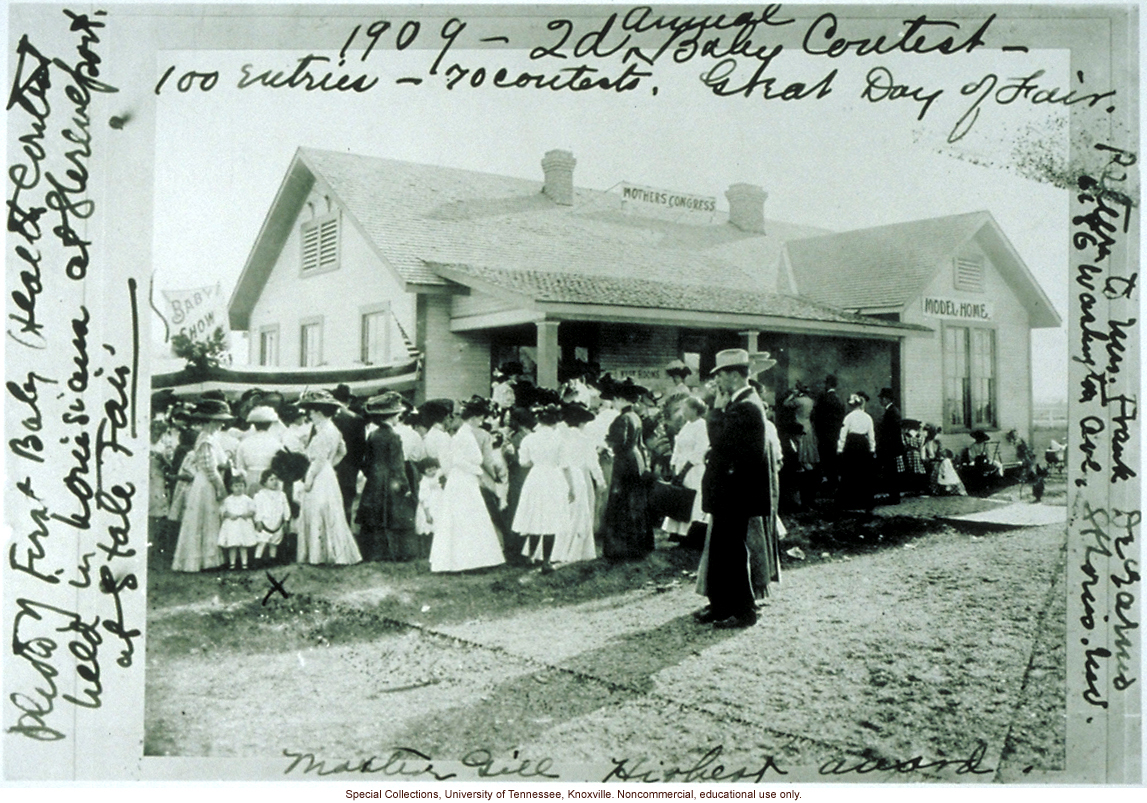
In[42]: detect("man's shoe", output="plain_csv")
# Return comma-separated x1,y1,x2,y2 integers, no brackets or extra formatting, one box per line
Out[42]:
692,607,719,624
713,611,757,629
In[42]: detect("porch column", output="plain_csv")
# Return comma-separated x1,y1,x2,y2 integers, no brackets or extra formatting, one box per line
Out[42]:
536,320,560,389
740,330,761,354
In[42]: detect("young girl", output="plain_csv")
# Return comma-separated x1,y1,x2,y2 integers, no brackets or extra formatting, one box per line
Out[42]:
415,457,442,559
218,472,257,570
253,469,291,565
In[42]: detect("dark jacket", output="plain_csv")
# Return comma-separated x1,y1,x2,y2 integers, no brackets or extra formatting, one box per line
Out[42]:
333,408,367,488
356,422,414,530
702,386,769,520
813,390,846,450
877,403,904,458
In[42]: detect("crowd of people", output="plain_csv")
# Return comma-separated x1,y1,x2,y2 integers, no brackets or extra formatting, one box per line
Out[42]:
775,374,975,513
148,351,980,628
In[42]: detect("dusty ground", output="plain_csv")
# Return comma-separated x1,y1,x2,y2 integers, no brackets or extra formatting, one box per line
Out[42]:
145,485,1067,782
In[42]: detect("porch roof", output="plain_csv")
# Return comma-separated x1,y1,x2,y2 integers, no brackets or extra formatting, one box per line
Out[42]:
429,262,930,338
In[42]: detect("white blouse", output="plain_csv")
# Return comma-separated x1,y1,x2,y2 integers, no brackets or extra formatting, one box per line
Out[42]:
670,417,709,474
837,409,876,454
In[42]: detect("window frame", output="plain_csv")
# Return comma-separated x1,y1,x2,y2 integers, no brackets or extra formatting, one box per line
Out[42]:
942,322,998,432
299,316,324,367
257,324,280,367
359,302,392,365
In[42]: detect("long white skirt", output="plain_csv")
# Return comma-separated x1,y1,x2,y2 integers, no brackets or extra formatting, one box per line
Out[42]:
297,464,362,565
552,468,597,564
430,470,505,573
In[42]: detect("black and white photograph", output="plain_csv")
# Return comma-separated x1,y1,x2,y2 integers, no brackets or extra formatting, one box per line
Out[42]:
3,1,1141,790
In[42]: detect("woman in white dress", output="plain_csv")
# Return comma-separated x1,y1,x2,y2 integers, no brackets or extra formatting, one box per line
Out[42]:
171,399,233,572
553,403,603,565
513,404,576,573
429,399,506,573
296,390,362,565
235,405,284,491
419,399,455,475
661,395,710,541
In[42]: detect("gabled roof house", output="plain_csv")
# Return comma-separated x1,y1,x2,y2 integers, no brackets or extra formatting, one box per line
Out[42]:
227,147,1059,452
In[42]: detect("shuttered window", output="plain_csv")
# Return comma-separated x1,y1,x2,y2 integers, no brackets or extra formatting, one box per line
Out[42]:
954,256,985,292
301,213,340,273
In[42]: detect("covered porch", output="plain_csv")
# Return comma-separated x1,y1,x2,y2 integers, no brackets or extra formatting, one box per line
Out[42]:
430,261,927,400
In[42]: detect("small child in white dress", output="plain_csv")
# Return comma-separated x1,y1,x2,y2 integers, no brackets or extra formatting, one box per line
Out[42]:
218,473,257,569
253,469,291,564
415,457,442,558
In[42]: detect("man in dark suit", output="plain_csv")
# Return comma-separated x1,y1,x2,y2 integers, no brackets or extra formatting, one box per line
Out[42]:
876,387,904,505
331,384,367,524
813,374,846,498
696,349,770,629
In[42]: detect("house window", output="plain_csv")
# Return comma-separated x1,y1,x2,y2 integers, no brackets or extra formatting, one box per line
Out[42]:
944,325,996,430
360,306,391,365
300,212,340,273
954,256,985,292
257,326,279,366
300,319,323,367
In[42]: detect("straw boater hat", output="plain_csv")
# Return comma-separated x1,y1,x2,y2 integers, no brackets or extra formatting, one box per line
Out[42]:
189,398,235,422
363,391,405,418
245,405,279,424
297,388,344,414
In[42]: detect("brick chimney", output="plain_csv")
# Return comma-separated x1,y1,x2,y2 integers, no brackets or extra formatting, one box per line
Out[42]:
725,183,767,233
541,150,577,206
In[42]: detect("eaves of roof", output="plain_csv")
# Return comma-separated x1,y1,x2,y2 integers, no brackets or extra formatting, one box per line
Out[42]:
429,262,931,338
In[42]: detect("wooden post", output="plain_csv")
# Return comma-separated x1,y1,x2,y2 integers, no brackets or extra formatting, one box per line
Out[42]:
536,320,560,389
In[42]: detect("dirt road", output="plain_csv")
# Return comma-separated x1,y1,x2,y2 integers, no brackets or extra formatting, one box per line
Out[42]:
145,511,1066,782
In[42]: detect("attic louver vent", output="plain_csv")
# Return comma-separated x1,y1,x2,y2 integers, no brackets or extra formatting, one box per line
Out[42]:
954,256,984,292
301,213,340,273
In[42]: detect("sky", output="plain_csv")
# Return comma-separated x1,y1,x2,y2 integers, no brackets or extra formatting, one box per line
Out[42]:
151,23,1073,401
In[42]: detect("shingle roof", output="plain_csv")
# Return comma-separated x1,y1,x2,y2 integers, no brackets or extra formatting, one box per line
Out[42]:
297,147,828,290
428,262,927,332
784,211,993,311
231,149,1055,334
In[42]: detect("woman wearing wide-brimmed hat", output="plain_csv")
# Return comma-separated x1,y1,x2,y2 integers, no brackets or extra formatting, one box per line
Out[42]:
430,397,506,573
602,380,654,561
235,406,284,492
171,399,234,572
356,392,417,562
295,389,362,565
